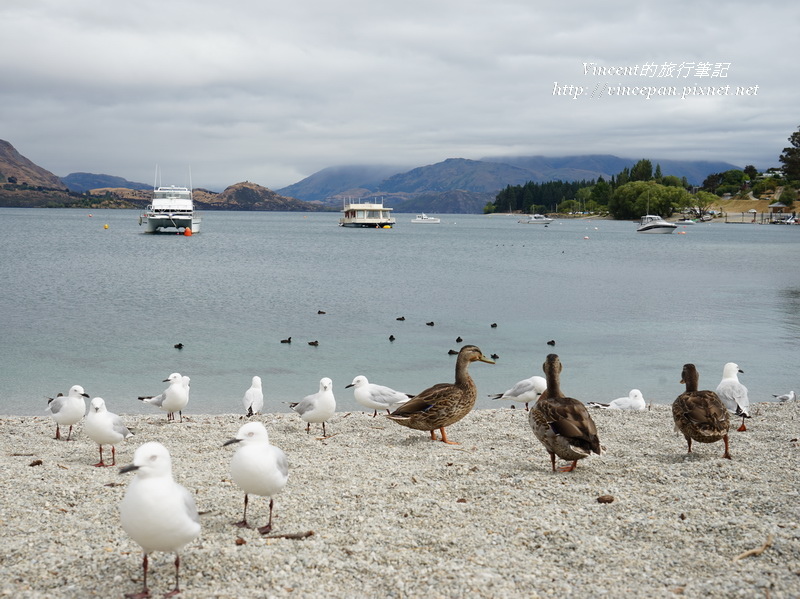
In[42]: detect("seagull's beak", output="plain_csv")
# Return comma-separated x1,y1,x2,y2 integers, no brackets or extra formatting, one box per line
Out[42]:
119,464,139,475
345,384,354,389
223,438,242,447
162,378,170,383
81,393,89,398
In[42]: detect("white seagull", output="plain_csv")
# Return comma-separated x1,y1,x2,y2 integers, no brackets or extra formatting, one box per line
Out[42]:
85,397,133,467
773,390,796,402
588,389,646,411
119,442,201,599
138,373,190,422
345,375,412,417
242,376,264,417
289,377,336,436
46,384,89,440
489,375,546,411
716,362,751,431
223,422,289,534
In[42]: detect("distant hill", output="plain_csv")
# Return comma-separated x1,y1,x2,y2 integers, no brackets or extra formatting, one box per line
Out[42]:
0,138,747,213
0,139,65,189
377,158,536,194
61,172,151,193
277,164,409,202
392,189,495,214
278,155,742,211
481,154,741,186
198,182,326,211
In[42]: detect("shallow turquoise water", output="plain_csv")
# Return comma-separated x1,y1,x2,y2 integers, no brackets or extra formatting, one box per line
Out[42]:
1,208,797,415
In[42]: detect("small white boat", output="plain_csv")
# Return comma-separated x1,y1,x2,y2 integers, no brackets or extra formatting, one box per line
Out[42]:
677,217,696,225
139,185,201,234
517,214,554,224
411,213,440,224
339,199,396,228
637,214,677,234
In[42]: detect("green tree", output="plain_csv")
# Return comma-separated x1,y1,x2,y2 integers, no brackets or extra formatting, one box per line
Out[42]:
630,159,654,182
743,165,759,179
590,178,612,206
687,191,718,218
779,126,800,183
609,181,689,220
779,186,796,208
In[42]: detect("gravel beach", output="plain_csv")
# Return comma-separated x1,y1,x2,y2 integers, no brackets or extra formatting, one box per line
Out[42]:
1,402,798,598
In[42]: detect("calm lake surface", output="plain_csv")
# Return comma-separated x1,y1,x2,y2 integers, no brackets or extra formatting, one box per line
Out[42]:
1,208,797,416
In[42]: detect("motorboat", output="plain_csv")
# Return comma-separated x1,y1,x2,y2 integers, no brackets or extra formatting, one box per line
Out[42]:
676,217,696,225
139,185,201,234
517,214,554,224
339,199,396,228
411,213,440,224
637,214,677,234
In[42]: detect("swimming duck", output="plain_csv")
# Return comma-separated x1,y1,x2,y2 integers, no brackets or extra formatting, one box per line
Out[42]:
528,354,602,472
387,345,494,444
672,363,731,459
716,362,750,431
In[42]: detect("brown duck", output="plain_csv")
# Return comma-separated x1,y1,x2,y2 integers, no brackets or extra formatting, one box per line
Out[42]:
672,363,731,459
387,345,494,444
528,354,603,472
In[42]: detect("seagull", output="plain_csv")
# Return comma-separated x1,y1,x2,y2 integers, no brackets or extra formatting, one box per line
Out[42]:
46,385,88,440
242,376,264,417
716,362,750,431
345,375,412,417
223,422,289,534
773,390,796,402
289,377,336,436
138,373,189,422
489,375,546,411
588,389,646,411
119,442,201,599
85,397,133,467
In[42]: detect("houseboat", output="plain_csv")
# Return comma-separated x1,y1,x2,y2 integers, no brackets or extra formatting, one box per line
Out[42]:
339,199,396,228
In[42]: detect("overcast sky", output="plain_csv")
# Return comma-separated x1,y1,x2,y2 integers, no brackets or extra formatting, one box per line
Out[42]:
1,0,797,190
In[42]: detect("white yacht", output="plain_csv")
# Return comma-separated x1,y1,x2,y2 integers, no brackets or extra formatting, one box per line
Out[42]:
139,185,201,234
517,214,554,224
411,213,441,224
339,199,396,228
636,214,677,234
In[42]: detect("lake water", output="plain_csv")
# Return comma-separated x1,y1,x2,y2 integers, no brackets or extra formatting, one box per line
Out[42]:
1,208,797,416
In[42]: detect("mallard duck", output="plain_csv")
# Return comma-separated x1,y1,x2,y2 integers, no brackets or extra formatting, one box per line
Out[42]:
387,345,494,444
716,362,750,431
528,354,602,472
672,363,731,459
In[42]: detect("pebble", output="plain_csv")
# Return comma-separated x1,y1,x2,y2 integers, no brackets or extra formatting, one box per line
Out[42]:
0,403,798,597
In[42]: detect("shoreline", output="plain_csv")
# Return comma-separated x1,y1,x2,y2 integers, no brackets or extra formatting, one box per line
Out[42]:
2,403,799,598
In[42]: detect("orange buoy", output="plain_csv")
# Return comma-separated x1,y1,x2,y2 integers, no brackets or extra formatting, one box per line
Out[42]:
184,227,192,236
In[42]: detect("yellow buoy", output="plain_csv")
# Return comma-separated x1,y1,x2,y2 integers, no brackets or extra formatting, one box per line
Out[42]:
103,224,109,229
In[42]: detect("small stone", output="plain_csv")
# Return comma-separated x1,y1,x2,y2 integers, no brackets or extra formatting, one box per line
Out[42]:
597,495,614,504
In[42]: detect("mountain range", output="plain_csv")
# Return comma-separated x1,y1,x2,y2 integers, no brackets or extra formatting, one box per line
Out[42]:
0,139,741,213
